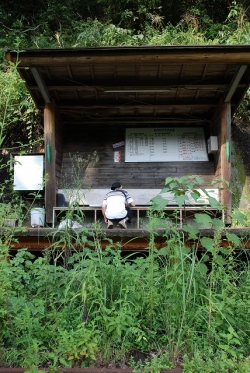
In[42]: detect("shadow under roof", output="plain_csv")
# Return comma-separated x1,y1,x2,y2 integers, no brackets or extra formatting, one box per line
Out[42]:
5,45,250,127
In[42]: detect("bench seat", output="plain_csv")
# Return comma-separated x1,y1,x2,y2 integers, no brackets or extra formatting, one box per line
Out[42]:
57,188,219,207
54,188,221,228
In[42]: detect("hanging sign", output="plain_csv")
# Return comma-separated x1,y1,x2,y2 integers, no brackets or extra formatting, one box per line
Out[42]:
112,141,125,148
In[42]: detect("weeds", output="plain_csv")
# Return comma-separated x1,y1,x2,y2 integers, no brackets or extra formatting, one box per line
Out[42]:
1,177,250,371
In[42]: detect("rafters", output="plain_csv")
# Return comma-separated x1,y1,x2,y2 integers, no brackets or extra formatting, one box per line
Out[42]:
5,45,250,127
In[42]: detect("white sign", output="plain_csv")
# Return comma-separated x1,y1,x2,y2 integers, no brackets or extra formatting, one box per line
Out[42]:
14,155,44,190
125,127,208,162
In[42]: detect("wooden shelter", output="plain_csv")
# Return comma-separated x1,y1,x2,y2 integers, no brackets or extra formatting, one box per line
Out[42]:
5,46,250,234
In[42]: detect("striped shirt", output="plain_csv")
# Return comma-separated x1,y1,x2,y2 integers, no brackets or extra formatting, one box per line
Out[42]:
102,189,133,219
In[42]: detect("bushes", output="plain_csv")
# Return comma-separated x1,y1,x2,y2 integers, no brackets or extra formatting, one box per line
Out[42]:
1,214,250,371
1,176,250,371
1,1,250,48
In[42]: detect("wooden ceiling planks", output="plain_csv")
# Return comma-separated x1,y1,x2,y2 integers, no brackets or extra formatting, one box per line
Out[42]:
5,46,250,126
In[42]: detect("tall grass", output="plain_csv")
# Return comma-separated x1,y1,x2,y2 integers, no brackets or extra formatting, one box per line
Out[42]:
1,207,250,372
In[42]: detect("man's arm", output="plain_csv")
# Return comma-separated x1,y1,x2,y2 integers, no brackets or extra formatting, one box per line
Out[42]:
102,203,108,222
124,190,135,207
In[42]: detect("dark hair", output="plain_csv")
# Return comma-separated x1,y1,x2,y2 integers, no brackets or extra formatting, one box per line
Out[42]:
111,181,121,190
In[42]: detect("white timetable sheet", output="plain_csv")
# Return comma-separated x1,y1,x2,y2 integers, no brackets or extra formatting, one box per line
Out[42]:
125,127,208,162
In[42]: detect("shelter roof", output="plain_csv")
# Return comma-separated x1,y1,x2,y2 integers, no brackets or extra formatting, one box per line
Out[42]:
5,45,250,127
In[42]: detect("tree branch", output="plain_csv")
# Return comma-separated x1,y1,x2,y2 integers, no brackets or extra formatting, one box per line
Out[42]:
0,21,44,33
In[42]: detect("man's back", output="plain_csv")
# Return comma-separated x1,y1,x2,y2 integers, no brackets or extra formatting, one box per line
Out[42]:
102,182,135,228
103,189,132,219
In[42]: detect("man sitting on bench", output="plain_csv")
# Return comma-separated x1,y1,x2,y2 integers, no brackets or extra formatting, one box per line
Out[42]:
102,181,135,229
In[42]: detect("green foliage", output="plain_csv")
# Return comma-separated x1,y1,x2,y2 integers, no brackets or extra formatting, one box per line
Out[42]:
59,151,99,192
53,324,99,366
218,1,250,44
235,89,250,127
183,351,250,372
0,0,250,48
52,151,100,267
0,60,43,213
1,1,250,371
151,175,222,210
0,202,19,225
1,193,250,371
0,61,42,151
130,351,173,373
74,20,145,47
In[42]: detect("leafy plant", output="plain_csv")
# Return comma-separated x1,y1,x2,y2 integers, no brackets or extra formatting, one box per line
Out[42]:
53,324,99,367
0,202,19,222
130,351,173,373
58,151,99,206
151,175,221,210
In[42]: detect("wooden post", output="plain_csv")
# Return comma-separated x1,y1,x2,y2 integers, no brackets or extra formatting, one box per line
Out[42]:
220,102,232,222
44,100,56,224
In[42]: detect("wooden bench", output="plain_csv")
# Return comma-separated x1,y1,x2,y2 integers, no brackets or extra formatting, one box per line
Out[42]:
53,188,221,229
52,205,221,229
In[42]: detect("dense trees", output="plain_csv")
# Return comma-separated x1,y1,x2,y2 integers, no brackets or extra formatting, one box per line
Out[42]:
0,0,249,50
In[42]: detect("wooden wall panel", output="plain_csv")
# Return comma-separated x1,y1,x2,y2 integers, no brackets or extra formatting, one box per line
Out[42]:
58,125,217,191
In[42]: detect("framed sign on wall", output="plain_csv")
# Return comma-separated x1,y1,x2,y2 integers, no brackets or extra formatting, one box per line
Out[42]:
13,154,44,190
125,127,208,162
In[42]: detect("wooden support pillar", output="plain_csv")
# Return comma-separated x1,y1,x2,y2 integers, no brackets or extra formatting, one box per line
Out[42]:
220,102,232,222
44,100,56,224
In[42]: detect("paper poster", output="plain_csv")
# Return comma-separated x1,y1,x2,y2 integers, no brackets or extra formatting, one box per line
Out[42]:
125,127,208,162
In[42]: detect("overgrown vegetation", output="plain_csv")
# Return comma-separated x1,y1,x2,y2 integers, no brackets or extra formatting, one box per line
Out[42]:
0,61,43,234
2,1,250,372
0,0,250,50
1,176,250,372
0,60,43,191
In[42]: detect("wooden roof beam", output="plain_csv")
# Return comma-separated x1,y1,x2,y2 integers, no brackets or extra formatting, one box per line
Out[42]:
28,83,243,92
62,118,210,125
30,67,51,103
6,45,250,65
55,100,218,109
224,65,247,103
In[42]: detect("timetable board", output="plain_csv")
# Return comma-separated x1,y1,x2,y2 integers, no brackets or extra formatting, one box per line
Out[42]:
125,127,208,162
